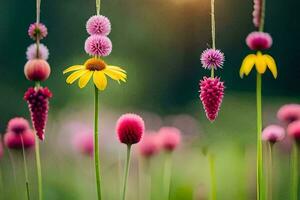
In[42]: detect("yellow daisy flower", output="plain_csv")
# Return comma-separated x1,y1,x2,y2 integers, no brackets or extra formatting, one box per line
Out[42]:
240,51,278,79
63,58,127,90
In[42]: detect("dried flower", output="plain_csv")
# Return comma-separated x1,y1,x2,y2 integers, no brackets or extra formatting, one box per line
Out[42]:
24,59,51,82
26,43,49,60
200,49,224,70
262,125,285,143
84,35,112,57
158,127,181,151
116,113,145,145
4,130,35,149
199,77,224,121
277,104,300,124
24,87,52,141
246,32,273,51
86,15,111,36
28,23,48,40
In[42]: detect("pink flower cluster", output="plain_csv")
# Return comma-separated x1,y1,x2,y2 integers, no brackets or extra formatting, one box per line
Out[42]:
3,117,35,150
24,87,52,141
252,0,262,28
85,15,112,57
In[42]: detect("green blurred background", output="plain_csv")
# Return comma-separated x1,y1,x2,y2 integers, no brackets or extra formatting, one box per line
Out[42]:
0,0,299,199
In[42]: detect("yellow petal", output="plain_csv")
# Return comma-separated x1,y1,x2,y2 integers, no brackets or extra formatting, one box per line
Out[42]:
263,54,278,79
240,54,256,78
93,71,107,90
255,52,267,74
78,71,93,88
63,65,84,74
104,67,127,83
66,69,88,84
107,65,126,73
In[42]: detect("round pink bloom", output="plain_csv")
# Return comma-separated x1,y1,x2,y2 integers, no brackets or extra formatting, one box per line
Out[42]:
262,125,285,143
24,59,51,82
116,113,145,145
86,15,111,36
287,120,300,141
28,23,48,40
277,104,300,124
159,127,181,151
72,131,94,156
139,132,160,158
4,130,35,149
246,32,273,51
200,49,224,69
199,77,225,121
253,0,262,28
7,117,30,134
84,35,112,57
26,43,49,60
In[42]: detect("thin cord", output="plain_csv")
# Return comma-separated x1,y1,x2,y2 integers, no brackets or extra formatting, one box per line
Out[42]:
96,0,101,15
210,0,216,78
36,0,41,23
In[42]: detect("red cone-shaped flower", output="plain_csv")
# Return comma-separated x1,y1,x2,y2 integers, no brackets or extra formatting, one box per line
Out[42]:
24,87,52,140
199,77,225,121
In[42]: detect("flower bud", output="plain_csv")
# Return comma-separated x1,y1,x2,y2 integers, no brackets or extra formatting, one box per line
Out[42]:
24,59,51,81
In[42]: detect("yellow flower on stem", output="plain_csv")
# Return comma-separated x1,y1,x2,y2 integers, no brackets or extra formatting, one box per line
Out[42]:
63,57,127,90
240,51,277,79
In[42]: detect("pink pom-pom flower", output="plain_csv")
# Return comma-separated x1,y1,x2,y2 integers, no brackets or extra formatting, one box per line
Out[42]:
24,59,51,82
7,117,30,134
26,43,49,60
262,125,285,143
4,130,35,149
199,77,225,121
158,127,181,151
139,132,160,158
200,49,224,70
72,131,94,157
287,120,300,141
86,15,111,36
277,104,300,124
116,113,145,145
28,23,48,40
253,0,262,28
24,87,52,141
246,32,273,51
84,35,112,57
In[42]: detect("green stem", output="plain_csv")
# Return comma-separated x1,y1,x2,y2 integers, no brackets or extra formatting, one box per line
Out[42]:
94,85,102,200
21,136,31,200
291,143,298,200
256,73,263,200
96,0,101,15
35,137,43,200
210,0,216,78
209,154,217,200
163,152,172,200
121,145,132,200
267,143,273,200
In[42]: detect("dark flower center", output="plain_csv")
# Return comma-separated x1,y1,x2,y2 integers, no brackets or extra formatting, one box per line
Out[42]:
85,58,106,71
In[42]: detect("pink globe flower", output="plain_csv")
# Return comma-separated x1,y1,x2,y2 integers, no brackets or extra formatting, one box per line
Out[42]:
262,125,285,143
7,117,30,134
246,32,273,51
252,0,262,28
4,130,35,149
277,104,300,124
158,127,181,151
26,43,49,60
24,87,52,141
139,132,160,158
86,15,111,36
84,35,112,57
287,120,300,141
199,77,225,121
116,113,145,145
72,131,94,157
28,23,48,40
24,59,51,82
200,49,224,70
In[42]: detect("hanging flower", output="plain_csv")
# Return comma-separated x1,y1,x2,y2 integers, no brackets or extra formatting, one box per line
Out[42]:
200,48,224,70
26,43,49,60
86,15,111,36
252,0,262,28
24,59,51,82
24,87,52,140
28,23,48,40
63,57,126,90
246,32,273,51
85,35,112,57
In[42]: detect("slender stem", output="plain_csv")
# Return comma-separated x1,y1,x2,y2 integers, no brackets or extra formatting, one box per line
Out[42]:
21,136,31,200
256,73,263,200
267,143,273,200
291,142,298,200
121,145,132,200
259,0,266,32
94,85,102,200
36,0,41,57
208,154,217,200
96,0,101,15
210,0,216,78
35,137,43,200
8,149,17,183
163,152,172,200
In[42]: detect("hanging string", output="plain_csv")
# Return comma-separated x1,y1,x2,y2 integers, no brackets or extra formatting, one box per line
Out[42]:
210,0,216,78
36,0,41,59
96,0,101,15
259,0,266,32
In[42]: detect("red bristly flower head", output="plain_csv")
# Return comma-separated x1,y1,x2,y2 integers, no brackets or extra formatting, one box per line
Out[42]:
24,87,52,141
199,77,225,121
116,113,145,145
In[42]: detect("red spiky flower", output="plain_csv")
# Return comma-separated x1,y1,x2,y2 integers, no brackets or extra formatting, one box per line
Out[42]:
24,87,52,140
199,77,225,122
